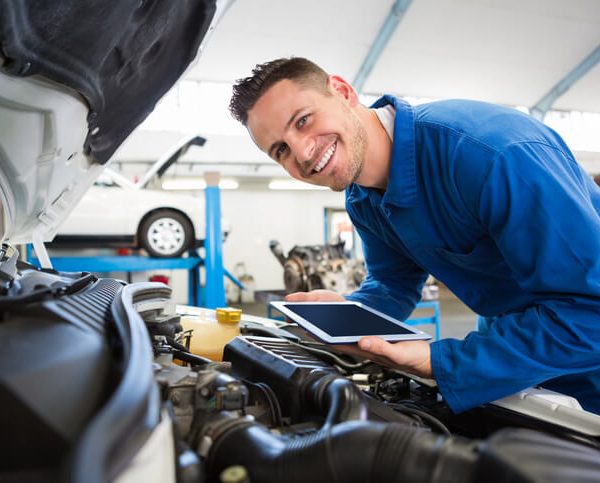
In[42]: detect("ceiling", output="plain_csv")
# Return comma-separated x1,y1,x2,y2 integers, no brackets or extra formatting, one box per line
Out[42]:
191,0,600,111
113,0,600,175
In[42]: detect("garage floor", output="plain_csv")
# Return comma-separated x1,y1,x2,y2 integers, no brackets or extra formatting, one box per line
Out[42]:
434,286,478,339
238,286,477,341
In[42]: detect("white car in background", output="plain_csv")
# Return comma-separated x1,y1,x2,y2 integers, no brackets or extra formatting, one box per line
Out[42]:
53,135,228,258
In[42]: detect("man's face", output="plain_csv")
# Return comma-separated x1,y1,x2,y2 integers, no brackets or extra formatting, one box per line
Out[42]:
246,78,367,192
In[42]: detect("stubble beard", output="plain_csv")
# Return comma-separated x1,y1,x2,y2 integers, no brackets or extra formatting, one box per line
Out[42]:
329,114,367,192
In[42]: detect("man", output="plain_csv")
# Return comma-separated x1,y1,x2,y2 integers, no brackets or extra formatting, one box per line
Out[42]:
229,57,600,414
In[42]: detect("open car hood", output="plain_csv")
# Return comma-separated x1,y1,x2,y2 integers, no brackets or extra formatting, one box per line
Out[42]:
109,135,207,191
0,0,221,247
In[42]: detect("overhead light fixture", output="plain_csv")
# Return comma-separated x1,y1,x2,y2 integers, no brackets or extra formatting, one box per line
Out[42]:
162,178,239,190
268,179,328,190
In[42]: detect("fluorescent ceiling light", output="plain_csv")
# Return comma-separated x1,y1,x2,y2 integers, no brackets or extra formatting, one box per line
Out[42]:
268,179,329,190
162,178,239,190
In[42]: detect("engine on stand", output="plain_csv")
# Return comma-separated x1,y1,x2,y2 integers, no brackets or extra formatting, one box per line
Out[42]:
269,240,366,294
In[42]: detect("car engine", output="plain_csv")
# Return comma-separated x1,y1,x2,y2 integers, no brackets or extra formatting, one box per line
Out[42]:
269,240,366,294
2,262,600,483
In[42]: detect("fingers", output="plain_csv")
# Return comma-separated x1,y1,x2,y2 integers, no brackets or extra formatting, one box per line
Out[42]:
334,344,370,358
336,342,400,369
285,292,311,301
357,337,433,378
358,336,392,357
284,290,345,302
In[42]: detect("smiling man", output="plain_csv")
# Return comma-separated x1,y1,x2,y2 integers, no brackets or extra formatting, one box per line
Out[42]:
229,57,600,414
245,77,375,191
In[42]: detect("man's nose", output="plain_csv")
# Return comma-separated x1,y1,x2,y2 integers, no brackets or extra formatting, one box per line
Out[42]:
289,134,316,164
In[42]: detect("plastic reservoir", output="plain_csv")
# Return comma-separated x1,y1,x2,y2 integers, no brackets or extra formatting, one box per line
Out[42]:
180,307,241,361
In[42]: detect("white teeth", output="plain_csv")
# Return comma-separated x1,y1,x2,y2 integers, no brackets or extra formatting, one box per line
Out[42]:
314,142,336,173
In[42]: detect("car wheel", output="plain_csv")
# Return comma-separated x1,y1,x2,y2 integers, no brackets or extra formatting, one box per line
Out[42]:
139,210,193,258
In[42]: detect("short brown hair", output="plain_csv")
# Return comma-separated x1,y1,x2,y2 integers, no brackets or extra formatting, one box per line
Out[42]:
229,57,329,125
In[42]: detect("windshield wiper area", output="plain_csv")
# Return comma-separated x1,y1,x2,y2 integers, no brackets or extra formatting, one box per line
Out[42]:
0,243,19,294
0,245,97,307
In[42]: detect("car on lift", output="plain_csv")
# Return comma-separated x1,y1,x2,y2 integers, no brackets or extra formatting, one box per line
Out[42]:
1,1,600,483
52,135,229,258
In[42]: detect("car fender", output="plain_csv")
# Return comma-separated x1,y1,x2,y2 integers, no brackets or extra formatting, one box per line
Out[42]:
57,187,205,238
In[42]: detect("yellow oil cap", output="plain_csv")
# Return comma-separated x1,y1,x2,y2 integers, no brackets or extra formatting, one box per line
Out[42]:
216,307,242,324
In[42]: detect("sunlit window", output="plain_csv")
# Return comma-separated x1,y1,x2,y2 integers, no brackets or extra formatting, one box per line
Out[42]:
138,82,600,158
544,110,600,153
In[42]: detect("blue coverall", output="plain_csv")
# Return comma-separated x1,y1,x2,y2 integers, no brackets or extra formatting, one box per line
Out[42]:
345,96,600,414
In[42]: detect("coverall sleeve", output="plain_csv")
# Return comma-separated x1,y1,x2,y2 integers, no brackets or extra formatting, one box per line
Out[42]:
345,216,428,322
431,141,600,413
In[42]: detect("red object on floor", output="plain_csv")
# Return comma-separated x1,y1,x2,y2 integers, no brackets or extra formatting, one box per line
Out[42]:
117,248,131,256
149,274,170,285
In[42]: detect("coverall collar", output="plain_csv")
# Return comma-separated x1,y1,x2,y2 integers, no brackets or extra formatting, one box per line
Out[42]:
370,95,418,207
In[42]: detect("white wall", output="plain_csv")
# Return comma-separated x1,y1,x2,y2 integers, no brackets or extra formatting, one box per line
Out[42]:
159,187,345,304
221,188,345,291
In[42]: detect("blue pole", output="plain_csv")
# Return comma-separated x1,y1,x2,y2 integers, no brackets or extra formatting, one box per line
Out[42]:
204,172,226,308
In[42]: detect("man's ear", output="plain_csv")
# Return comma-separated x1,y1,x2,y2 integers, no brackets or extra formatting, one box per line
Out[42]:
327,75,359,107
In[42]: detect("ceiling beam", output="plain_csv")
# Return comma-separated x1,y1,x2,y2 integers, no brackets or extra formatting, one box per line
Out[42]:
352,0,413,93
530,43,600,120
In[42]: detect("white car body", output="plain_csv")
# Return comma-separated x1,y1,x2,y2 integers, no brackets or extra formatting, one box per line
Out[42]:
56,178,205,240
52,135,229,257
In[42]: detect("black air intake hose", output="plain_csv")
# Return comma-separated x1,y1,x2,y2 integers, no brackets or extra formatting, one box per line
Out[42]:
205,417,479,483
202,372,600,483
205,412,600,483
203,373,479,482
303,372,369,427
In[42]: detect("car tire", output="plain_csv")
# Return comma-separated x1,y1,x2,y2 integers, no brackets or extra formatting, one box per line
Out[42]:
139,210,194,258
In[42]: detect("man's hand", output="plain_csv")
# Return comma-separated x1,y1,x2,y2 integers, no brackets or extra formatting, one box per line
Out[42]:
283,291,433,379
285,290,345,302
340,337,433,379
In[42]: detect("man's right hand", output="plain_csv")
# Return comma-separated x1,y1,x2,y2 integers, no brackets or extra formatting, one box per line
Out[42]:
285,290,346,302
283,291,434,379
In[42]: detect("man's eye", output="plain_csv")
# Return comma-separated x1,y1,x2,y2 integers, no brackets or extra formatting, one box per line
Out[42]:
296,115,308,128
276,143,288,159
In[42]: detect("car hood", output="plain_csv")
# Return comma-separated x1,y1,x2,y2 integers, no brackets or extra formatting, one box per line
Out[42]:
0,0,221,247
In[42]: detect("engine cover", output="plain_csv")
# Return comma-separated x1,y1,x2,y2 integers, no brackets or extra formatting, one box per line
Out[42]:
224,336,335,422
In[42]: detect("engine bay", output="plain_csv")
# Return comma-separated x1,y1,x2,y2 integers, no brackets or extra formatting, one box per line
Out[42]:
2,263,600,483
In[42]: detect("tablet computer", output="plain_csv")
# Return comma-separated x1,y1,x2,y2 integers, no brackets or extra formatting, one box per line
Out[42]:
269,301,431,344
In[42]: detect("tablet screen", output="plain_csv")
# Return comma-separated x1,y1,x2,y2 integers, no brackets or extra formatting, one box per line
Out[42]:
279,303,414,337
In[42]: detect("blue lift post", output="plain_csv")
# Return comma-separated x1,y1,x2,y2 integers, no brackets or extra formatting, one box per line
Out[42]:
26,172,237,308
203,172,226,308
188,250,204,307
26,244,205,305
26,244,241,307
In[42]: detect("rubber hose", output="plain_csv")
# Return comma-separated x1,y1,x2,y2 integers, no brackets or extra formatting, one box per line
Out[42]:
206,418,478,483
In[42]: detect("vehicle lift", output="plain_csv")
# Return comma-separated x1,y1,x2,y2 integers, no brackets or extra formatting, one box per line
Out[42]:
28,173,241,308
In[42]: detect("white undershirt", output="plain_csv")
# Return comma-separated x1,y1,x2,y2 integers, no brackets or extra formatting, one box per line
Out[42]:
372,104,396,141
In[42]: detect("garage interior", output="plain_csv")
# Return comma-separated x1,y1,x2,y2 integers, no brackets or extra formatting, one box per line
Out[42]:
43,0,599,337
3,0,600,482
